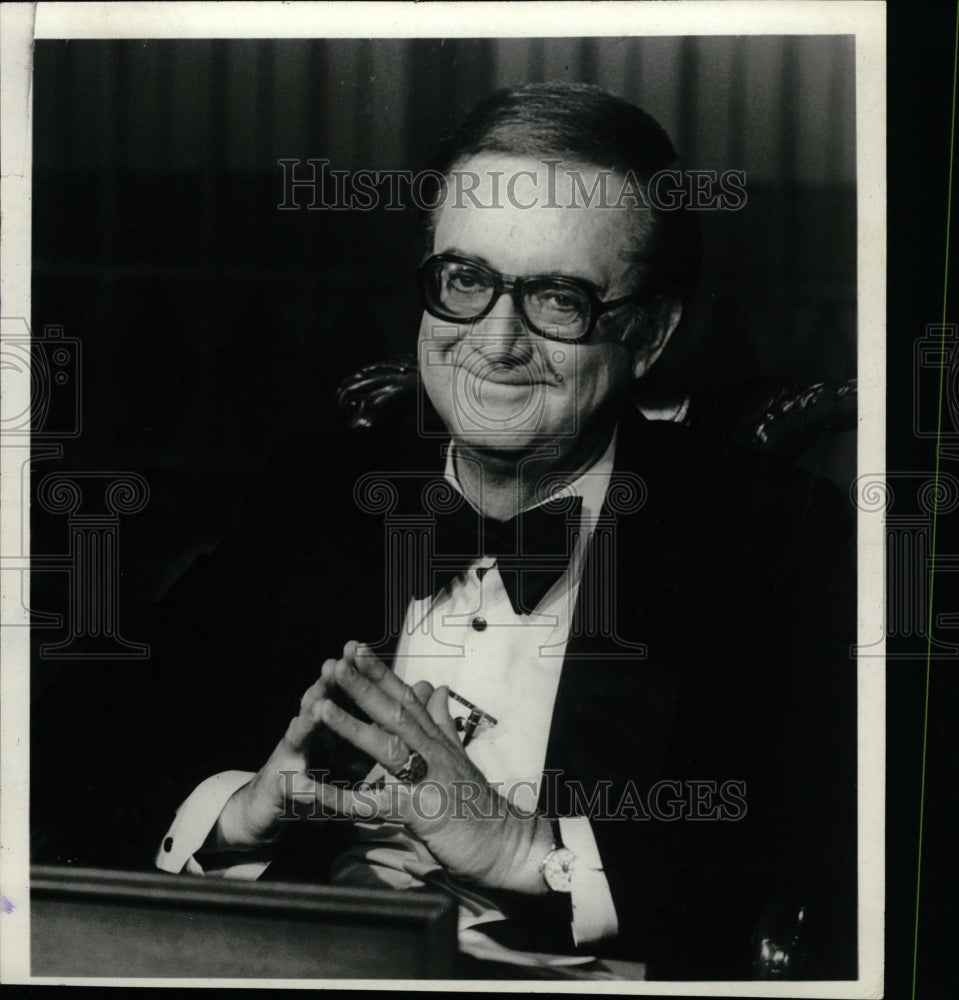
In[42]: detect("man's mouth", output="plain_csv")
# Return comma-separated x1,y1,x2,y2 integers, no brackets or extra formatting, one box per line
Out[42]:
456,351,551,387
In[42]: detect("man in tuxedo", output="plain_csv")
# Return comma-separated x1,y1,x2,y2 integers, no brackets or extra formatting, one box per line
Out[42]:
146,83,856,979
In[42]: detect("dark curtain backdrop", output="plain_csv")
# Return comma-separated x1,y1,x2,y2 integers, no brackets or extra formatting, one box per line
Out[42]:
31,35,856,614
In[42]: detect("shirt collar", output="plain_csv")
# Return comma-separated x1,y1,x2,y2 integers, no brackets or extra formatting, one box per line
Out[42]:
442,428,617,535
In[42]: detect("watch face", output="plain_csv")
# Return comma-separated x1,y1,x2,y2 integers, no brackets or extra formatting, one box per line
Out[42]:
543,847,577,893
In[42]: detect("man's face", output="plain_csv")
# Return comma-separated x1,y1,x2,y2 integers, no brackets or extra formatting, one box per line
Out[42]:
418,154,661,460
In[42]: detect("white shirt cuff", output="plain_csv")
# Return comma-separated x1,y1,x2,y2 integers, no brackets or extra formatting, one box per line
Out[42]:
154,770,270,880
559,816,619,947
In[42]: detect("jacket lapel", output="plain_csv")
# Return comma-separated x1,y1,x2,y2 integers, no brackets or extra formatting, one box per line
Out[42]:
541,409,694,810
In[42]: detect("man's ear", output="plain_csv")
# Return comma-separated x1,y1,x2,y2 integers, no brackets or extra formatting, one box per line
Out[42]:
630,297,683,380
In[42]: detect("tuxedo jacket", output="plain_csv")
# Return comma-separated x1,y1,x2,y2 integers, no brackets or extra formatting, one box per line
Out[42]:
33,401,857,979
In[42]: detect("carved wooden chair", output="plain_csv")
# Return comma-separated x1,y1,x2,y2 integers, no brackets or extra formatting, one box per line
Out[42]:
336,354,857,475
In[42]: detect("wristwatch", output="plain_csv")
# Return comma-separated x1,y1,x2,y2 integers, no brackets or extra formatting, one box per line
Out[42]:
539,819,578,893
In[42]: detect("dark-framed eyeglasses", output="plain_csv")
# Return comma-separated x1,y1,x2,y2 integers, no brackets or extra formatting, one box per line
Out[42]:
416,253,648,343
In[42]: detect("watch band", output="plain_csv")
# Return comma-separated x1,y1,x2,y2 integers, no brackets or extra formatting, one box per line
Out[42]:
550,816,563,850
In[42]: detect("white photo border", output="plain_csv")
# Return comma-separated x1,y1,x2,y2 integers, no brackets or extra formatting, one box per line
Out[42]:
0,2,885,994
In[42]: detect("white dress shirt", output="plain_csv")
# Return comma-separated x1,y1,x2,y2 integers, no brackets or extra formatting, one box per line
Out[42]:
156,432,621,949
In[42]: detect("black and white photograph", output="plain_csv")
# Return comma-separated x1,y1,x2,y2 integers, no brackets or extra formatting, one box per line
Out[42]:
5,0,937,992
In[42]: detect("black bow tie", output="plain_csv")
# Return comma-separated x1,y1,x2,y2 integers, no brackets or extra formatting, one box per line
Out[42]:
413,493,584,615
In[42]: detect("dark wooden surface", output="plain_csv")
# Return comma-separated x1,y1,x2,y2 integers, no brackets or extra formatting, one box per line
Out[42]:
31,865,457,979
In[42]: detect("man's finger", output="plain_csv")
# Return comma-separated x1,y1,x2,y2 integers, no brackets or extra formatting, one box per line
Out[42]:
284,700,326,753
341,638,363,665
412,680,434,706
285,660,342,750
284,768,323,804
314,779,387,821
349,643,446,741
299,660,337,714
332,653,437,749
267,767,327,821
426,685,461,745
319,697,417,775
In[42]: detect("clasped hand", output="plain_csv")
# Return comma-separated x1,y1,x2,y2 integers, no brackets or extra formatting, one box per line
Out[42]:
218,640,552,894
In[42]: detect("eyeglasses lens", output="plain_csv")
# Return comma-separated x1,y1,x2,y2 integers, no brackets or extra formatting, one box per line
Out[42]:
425,259,591,341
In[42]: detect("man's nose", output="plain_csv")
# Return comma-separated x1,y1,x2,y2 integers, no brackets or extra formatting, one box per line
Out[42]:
467,291,531,356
